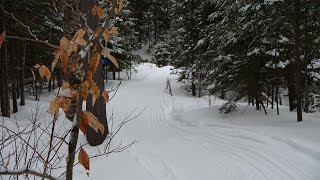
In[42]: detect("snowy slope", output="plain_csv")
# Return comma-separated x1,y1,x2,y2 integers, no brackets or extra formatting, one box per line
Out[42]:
1,63,320,180
76,63,320,180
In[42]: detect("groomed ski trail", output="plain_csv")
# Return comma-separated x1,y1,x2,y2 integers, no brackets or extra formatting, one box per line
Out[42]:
104,63,320,180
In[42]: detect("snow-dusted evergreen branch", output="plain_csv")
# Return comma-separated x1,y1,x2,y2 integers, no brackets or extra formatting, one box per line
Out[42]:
0,5,58,49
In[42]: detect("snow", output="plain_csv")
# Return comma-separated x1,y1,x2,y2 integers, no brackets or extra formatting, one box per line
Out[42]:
1,63,320,180
247,48,260,56
81,63,320,180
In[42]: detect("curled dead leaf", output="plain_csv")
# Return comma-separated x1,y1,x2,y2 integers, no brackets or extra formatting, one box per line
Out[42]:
111,27,119,35
39,65,51,81
56,96,71,112
82,111,105,134
60,51,69,73
86,71,93,83
90,81,100,106
101,90,109,103
81,81,90,101
101,49,119,69
92,5,105,19
61,82,70,91
78,147,90,176
72,28,87,47
49,97,60,120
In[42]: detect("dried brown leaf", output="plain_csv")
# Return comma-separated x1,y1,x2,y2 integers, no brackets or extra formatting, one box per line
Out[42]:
101,49,119,69
49,97,59,120
61,82,70,91
92,5,105,19
81,81,90,101
60,51,69,73
101,90,109,103
56,96,71,112
78,147,90,176
110,27,119,35
39,65,51,81
82,111,105,134
90,81,100,106
72,28,87,47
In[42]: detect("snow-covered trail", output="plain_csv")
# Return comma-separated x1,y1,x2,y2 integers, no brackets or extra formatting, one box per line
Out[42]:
88,63,320,180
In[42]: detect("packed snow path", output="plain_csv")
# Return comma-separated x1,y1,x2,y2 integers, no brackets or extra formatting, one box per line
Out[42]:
86,63,320,180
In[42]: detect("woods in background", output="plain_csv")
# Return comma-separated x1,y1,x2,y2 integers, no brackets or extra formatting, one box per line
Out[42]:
149,0,320,122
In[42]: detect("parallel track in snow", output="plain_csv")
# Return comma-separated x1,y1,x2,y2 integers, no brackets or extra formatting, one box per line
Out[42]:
108,63,320,180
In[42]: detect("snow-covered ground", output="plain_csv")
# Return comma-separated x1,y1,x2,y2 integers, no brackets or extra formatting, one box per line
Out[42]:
80,63,320,180
2,63,320,180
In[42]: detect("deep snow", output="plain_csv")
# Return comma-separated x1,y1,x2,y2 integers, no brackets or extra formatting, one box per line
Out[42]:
1,63,320,180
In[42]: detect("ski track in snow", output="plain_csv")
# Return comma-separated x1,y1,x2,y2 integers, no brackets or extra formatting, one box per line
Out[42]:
106,63,320,180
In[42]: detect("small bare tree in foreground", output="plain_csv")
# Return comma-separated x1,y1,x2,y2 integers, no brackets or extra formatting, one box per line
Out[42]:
0,0,135,179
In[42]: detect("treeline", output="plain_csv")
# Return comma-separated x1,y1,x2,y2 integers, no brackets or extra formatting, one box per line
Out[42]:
0,0,62,117
0,0,142,117
148,0,320,122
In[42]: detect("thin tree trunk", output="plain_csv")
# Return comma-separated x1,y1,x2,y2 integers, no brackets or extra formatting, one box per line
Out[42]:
52,71,55,89
276,86,279,115
105,64,108,82
20,41,26,106
113,65,116,80
191,73,196,96
271,84,274,109
3,40,10,117
48,77,52,92
57,67,62,87
294,0,303,122
198,73,201,98
286,63,297,111
130,60,132,80
11,75,18,113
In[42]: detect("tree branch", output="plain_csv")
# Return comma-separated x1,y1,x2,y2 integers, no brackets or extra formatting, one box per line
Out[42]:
0,167,57,180
5,36,58,49
0,5,58,49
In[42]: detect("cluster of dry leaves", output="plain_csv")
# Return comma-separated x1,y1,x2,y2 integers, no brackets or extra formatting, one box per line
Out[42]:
0,0,125,176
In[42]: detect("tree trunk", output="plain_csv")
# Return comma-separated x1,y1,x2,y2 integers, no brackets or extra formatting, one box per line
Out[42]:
198,73,202,98
113,65,116,80
105,64,108,82
129,60,132,80
191,73,196,96
57,66,62,87
286,63,297,111
52,71,55,89
48,77,52,92
2,41,10,117
20,41,26,106
85,62,109,146
294,0,303,122
276,86,279,115
11,75,18,113
81,0,109,146
271,84,274,109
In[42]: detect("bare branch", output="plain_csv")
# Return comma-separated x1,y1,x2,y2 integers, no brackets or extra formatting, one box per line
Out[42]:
5,36,58,49
0,167,57,180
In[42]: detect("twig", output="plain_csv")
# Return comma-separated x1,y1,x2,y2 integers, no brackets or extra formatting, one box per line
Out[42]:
0,167,57,180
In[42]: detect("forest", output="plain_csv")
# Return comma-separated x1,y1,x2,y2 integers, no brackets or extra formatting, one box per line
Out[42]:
0,0,320,180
